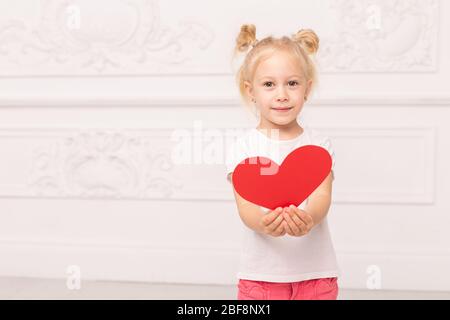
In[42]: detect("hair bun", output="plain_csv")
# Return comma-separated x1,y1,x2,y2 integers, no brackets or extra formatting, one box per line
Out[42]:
235,24,257,53
292,29,319,55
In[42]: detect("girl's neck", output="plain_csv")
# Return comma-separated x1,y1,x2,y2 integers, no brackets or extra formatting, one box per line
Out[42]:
256,120,304,141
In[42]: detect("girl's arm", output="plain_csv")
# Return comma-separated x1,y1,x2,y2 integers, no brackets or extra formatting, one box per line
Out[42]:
304,171,334,227
231,181,266,234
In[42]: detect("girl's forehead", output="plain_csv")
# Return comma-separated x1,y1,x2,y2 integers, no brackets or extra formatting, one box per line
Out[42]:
255,53,305,78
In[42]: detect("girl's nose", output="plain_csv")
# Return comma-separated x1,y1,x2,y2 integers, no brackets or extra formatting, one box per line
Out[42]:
276,88,289,101
277,94,288,102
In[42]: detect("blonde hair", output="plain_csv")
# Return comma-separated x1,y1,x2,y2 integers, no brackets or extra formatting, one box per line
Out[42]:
232,24,320,112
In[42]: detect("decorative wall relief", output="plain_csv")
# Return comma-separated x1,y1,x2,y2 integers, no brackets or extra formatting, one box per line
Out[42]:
0,0,214,75
28,130,183,199
318,0,439,72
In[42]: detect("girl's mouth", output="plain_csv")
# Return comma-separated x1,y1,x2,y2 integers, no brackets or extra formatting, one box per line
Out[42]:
271,107,293,112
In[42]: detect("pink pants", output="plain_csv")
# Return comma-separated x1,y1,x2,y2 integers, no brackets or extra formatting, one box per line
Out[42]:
237,277,339,300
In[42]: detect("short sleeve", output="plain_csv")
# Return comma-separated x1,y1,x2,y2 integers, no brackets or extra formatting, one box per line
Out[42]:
225,138,249,184
317,135,336,181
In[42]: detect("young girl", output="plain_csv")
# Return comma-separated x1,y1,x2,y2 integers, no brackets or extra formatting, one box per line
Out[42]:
226,24,340,300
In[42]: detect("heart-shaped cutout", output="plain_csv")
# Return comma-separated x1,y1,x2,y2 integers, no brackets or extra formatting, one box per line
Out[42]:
232,145,331,210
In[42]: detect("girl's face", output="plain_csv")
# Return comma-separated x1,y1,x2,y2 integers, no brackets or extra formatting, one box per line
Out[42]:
244,50,312,129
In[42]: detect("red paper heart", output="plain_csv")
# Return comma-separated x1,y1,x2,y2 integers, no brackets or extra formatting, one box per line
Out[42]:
232,145,331,210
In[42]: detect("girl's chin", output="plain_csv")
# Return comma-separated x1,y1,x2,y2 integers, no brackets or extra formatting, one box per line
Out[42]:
268,118,294,126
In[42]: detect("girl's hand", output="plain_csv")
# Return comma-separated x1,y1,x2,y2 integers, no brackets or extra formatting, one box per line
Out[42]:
260,207,288,237
282,205,315,237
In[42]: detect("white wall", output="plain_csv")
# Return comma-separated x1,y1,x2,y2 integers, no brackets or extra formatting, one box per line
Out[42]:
0,0,449,292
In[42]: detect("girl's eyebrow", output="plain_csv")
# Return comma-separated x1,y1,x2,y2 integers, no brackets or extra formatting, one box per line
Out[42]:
258,75,302,80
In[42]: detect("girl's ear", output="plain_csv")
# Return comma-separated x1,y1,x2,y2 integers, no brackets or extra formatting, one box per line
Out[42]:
305,79,313,98
244,80,254,98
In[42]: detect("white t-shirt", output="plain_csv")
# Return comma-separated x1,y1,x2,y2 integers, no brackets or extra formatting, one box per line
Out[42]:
225,125,341,283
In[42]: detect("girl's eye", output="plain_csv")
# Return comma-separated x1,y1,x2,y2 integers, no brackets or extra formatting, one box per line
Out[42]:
263,81,299,87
